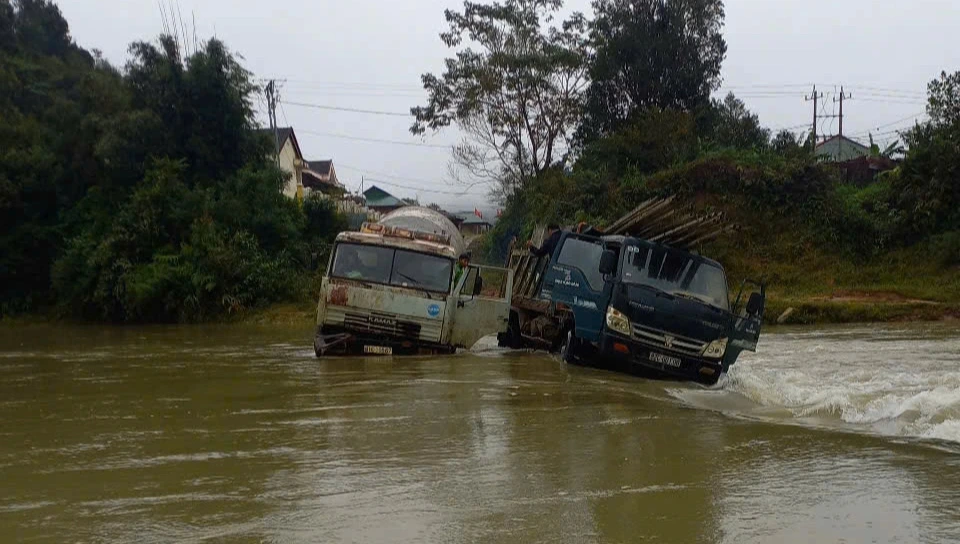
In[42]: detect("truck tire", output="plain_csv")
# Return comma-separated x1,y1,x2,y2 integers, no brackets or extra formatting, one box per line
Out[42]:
560,330,580,364
498,311,523,349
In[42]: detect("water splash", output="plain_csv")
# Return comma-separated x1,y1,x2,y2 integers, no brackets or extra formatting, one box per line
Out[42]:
671,325,960,444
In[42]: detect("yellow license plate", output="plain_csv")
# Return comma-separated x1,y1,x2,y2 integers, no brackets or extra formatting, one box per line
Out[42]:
364,345,393,355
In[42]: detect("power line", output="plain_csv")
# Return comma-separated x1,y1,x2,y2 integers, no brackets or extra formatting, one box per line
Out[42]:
262,78,423,91
298,129,451,149
852,85,926,97
283,90,424,99
854,98,927,105
279,100,289,127
363,178,485,197
281,100,410,117
336,164,489,196
336,163,451,186
847,112,928,138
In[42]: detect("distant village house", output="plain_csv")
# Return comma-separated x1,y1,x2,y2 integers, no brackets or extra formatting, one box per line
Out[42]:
258,127,304,198
257,126,346,199
457,212,493,236
815,134,897,186
303,160,345,198
363,185,406,215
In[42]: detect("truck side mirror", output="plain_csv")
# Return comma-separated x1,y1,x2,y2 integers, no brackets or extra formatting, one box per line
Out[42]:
599,250,617,275
472,275,484,297
745,292,764,316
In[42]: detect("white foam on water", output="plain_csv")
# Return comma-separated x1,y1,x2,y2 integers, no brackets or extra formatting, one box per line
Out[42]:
670,325,960,444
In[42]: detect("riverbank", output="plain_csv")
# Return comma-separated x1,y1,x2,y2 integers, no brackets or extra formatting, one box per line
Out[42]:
5,295,958,328
242,294,960,327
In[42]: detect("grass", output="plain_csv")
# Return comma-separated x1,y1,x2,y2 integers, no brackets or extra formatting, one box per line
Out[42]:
705,228,960,325
232,301,317,326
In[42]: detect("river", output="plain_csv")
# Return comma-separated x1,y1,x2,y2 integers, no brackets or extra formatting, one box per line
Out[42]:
1,323,959,543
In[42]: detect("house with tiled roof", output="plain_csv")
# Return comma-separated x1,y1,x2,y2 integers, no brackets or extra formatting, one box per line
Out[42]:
303,160,344,197
363,185,406,215
815,135,870,162
454,211,494,237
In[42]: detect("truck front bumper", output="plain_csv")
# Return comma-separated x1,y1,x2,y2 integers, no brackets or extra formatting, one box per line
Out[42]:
314,326,456,357
598,333,723,386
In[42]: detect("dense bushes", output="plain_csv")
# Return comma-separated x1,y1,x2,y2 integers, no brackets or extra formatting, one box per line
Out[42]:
0,1,343,322
482,94,960,269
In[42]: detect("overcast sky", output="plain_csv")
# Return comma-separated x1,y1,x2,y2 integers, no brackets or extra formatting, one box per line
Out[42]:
60,0,959,211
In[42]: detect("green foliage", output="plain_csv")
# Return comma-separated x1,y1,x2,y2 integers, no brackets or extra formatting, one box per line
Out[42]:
575,109,700,177
927,70,960,126
877,72,960,244
698,93,770,150
473,8,960,318
410,0,588,192
579,0,727,142
0,5,344,321
924,231,960,268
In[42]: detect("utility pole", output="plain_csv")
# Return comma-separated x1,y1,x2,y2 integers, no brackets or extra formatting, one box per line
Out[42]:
265,80,280,167
833,86,853,137
805,85,841,147
833,87,853,158
805,85,824,144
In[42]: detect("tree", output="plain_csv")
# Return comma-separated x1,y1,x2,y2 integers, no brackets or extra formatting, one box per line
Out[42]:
579,0,727,143
699,92,769,150
410,0,588,196
927,70,960,127
0,1,14,51
576,108,699,177
868,134,904,160
888,71,960,240
125,36,262,185
772,129,803,155
12,0,72,57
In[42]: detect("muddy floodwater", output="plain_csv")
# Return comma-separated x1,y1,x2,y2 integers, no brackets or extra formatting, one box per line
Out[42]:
2,323,960,543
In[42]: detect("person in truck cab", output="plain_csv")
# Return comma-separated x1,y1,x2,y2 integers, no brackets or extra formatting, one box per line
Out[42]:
454,253,471,287
527,224,562,259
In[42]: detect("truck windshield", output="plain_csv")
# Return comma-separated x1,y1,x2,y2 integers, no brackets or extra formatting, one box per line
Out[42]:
622,244,729,311
331,243,453,294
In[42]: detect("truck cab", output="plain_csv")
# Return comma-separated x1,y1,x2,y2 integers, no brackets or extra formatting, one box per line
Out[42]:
314,209,514,357
530,232,765,385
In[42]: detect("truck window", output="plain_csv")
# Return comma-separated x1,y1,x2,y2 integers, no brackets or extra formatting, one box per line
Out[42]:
622,244,729,310
456,266,509,300
331,244,393,284
391,250,453,293
556,237,606,291
331,243,454,294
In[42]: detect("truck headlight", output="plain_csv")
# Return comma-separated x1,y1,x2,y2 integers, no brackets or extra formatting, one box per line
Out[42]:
701,338,728,359
606,307,632,336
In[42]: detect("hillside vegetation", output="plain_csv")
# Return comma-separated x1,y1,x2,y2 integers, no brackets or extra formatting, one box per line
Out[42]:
0,1,345,322
407,0,960,324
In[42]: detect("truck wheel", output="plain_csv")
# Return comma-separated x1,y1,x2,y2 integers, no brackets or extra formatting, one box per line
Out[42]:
560,330,580,364
503,311,523,349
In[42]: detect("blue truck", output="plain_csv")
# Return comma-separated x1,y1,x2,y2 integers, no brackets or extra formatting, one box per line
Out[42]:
498,230,765,386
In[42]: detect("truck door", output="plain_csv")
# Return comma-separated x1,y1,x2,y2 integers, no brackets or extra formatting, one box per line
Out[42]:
539,234,610,343
449,265,514,350
723,279,766,371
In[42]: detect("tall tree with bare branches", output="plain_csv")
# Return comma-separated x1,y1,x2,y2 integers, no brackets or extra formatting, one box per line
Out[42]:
410,0,588,197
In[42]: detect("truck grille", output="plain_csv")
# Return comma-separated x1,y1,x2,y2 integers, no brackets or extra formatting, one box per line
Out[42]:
632,324,706,357
325,307,442,343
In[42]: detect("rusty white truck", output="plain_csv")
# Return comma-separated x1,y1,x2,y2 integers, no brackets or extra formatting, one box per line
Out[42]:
314,207,514,357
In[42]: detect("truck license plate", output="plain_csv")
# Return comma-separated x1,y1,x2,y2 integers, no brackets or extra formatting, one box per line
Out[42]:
650,352,682,368
364,345,393,355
